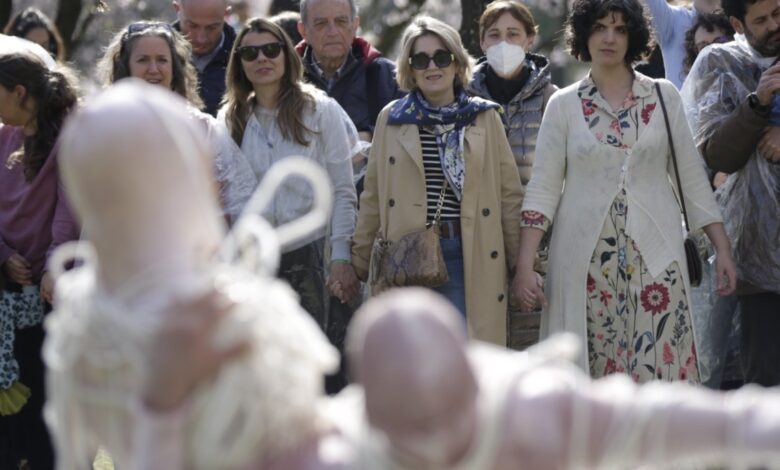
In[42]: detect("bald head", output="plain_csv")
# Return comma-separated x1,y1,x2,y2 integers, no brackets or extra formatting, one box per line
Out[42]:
347,288,468,383
346,289,478,465
174,0,228,56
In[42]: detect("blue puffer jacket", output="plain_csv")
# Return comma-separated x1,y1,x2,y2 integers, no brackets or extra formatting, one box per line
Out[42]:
173,22,236,116
296,37,403,133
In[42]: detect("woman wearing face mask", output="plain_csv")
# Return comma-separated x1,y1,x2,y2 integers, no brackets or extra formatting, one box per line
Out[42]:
98,21,257,224
467,0,557,350
468,0,557,193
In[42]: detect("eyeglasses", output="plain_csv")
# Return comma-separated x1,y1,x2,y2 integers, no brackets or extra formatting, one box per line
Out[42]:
409,49,454,70
235,43,285,61
127,21,174,35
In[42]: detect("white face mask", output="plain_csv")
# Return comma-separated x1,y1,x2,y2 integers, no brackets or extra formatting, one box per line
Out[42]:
486,41,526,78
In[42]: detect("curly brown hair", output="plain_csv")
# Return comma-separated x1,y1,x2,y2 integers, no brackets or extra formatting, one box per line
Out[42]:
565,0,653,65
97,21,204,110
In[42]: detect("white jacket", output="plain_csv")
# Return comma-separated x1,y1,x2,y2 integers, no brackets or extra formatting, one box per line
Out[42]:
522,78,722,370
220,89,359,260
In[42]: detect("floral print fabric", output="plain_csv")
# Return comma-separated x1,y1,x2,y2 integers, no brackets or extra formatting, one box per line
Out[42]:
0,287,44,391
587,191,698,383
522,74,698,384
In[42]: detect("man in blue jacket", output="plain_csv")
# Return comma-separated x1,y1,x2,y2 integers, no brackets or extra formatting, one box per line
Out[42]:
173,0,235,116
296,0,402,141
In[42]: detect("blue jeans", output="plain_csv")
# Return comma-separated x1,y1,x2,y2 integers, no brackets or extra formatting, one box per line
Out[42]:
433,236,467,319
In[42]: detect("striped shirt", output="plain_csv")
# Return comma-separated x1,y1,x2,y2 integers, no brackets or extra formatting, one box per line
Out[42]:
420,128,460,221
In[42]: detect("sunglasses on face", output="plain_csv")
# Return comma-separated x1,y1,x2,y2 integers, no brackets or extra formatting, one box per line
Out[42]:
127,21,174,35
235,43,285,61
408,49,455,70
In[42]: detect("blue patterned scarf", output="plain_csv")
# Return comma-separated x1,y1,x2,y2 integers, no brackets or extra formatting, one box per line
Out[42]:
387,89,499,201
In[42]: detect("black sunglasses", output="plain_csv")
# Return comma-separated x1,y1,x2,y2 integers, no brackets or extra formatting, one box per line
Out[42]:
235,43,285,61
127,21,174,35
409,49,454,70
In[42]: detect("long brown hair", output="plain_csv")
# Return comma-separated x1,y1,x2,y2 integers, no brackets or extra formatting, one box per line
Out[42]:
0,53,79,181
223,17,315,146
4,7,66,62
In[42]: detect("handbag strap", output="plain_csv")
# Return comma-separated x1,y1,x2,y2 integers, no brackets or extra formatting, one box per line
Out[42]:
430,180,449,227
655,81,691,232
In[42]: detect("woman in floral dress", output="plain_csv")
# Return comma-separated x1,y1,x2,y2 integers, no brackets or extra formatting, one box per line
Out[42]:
512,0,737,383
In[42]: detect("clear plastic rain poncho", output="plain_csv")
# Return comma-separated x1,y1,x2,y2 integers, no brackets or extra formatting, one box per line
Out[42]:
42,81,339,470
681,35,780,293
189,108,258,222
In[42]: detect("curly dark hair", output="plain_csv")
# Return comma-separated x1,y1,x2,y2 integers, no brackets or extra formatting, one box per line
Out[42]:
565,0,653,65
682,13,734,74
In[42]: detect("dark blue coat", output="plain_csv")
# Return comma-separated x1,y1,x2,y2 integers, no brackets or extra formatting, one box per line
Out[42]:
297,37,403,133
174,22,236,116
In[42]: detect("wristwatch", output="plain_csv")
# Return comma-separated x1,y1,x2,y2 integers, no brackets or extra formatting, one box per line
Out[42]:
748,92,772,115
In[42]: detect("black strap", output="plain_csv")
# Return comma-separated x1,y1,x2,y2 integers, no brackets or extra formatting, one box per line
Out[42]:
365,62,380,128
655,81,691,232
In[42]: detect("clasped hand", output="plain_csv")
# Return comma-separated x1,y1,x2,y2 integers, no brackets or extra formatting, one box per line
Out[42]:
511,269,546,313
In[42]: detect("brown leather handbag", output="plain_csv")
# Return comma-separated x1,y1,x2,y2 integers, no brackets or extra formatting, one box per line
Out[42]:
656,82,703,287
370,183,450,293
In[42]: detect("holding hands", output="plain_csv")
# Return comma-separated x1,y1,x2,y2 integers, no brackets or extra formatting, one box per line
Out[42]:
327,261,360,304
512,269,546,313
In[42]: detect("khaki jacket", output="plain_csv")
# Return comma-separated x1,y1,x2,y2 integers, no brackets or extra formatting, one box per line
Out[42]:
352,106,523,345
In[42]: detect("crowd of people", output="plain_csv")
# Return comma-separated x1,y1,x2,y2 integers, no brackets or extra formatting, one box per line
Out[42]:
0,0,779,467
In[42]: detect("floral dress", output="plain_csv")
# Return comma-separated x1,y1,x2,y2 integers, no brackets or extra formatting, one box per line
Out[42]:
521,74,699,384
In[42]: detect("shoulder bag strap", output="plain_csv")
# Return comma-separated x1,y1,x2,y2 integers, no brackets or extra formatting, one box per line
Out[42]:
429,180,449,227
655,81,691,232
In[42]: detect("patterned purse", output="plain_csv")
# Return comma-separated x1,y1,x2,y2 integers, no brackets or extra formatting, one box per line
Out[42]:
370,183,450,293
655,82,703,287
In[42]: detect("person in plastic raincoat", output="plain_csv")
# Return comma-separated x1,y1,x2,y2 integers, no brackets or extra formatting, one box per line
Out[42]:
680,0,780,387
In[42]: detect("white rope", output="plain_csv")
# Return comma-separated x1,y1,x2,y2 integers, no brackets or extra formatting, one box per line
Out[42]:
44,88,339,469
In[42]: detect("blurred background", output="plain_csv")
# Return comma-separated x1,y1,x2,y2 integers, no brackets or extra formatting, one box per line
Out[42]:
1,0,587,92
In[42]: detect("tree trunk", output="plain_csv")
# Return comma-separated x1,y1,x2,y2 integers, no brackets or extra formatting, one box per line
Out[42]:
459,0,491,58
374,0,426,56
55,0,83,59
0,0,12,34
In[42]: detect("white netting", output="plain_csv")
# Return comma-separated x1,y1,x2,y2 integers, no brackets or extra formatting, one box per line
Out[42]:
43,82,339,470
45,259,338,469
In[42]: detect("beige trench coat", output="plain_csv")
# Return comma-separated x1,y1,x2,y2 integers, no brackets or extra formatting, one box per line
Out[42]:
351,106,523,345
